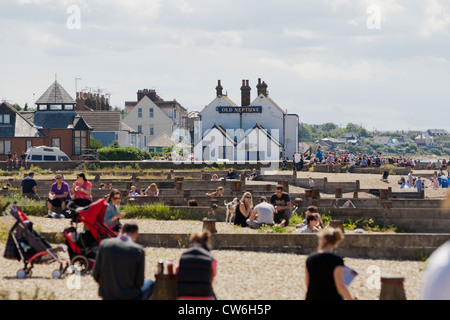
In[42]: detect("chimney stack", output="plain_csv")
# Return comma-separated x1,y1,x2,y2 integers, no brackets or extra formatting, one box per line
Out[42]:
241,79,251,107
256,78,268,97
216,80,223,97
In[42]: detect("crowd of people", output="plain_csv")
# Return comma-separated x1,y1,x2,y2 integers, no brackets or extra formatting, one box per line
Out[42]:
5,150,28,170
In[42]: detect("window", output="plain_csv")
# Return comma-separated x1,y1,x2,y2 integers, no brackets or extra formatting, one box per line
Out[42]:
173,108,177,119
49,105,62,111
73,130,88,155
51,138,61,150
0,141,11,154
0,114,11,124
149,125,154,136
58,156,70,161
38,105,47,111
26,140,32,150
137,125,142,133
149,108,154,118
64,105,74,111
138,108,143,118
31,155,43,161
43,155,57,161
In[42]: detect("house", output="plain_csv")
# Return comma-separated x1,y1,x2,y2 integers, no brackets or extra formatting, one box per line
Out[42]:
147,131,188,153
123,89,189,144
194,124,236,161
0,80,92,160
415,132,434,147
427,129,448,137
398,135,415,145
343,132,359,141
195,79,299,161
77,110,146,149
373,136,393,146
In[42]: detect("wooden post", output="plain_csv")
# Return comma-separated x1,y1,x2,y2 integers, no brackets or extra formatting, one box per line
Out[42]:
183,190,191,197
175,181,183,190
329,220,344,232
353,191,358,199
149,273,178,300
380,276,406,300
294,198,304,208
277,181,289,193
335,188,342,199
311,189,320,199
265,184,273,192
380,189,389,199
94,173,101,182
203,219,217,233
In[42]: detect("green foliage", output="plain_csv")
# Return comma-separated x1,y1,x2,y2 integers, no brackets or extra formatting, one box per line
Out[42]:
90,138,103,150
97,146,151,161
343,218,404,232
17,286,56,300
122,203,199,220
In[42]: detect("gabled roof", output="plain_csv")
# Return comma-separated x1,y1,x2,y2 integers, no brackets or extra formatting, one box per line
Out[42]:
238,123,282,147
120,121,136,133
203,123,236,145
76,111,122,132
147,131,180,148
35,80,76,105
373,136,392,145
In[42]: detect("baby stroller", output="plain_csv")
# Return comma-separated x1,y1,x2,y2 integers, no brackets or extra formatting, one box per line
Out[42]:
63,198,117,274
2,202,69,279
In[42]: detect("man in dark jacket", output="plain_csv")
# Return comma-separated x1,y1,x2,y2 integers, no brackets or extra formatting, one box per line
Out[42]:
92,223,153,300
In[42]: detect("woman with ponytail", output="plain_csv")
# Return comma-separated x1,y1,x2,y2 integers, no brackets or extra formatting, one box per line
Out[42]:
176,230,217,300
305,228,354,300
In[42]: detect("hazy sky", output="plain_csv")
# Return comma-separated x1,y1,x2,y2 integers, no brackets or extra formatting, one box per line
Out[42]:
1,0,449,131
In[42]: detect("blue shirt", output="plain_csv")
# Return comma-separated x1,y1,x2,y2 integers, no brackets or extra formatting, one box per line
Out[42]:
104,202,120,227
316,152,323,162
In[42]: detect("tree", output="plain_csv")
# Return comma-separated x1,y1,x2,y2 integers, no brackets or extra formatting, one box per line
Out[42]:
345,123,360,133
12,103,22,111
322,122,337,132
298,124,312,142
24,103,29,111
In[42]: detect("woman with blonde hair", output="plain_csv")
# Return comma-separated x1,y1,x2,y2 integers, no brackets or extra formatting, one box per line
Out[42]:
145,183,159,197
305,228,354,300
234,192,253,227
177,230,217,300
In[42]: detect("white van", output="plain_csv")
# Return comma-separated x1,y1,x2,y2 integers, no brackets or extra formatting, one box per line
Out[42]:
26,146,71,162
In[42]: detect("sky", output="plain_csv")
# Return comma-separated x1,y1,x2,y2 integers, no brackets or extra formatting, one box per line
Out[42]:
0,0,450,132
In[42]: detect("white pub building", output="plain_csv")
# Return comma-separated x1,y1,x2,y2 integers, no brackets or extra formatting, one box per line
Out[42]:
193,79,299,162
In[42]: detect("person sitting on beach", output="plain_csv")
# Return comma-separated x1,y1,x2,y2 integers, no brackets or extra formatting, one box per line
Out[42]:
248,168,259,181
2,182,11,190
177,230,217,300
71,173,93,207
415,177,424,192
92,223,153,300
246,197,275,229
225,169,236,180
299,214,320,234
308,177,315,189
20,151,28,169
128,186,140,197
234,192,253,227
270,185,292,227
104,189,125,233
205,186,224,197
47,174,71,218
145,183,159,197
21,172,38,200
296,206,323,229
211,174,220,181
98,183,106,190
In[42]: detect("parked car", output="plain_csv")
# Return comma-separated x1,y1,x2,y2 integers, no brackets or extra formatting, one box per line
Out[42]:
26,146,71,162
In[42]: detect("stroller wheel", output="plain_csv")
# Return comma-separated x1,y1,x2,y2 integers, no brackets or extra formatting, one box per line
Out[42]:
71,255,89,274
17,269,26,279
52,269,62,279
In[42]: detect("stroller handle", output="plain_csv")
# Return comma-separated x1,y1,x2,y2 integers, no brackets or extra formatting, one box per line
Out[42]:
2,201,11,212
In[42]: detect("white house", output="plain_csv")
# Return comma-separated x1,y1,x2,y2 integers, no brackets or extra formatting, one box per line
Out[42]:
195,79,299,161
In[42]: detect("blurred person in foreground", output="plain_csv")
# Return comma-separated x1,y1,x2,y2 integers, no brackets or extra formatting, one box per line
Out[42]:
422,194,450,300
92,223,153,300
305,228,354,300
177,230,217,300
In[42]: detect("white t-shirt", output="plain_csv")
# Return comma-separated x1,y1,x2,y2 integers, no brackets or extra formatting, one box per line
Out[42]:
422,241,450,300
294,153,301,163
253,202,275,224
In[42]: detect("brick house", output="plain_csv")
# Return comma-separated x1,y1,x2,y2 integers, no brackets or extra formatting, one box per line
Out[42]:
0,81,91,161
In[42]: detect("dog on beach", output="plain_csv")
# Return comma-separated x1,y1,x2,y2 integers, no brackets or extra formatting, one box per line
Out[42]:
224,198,240,224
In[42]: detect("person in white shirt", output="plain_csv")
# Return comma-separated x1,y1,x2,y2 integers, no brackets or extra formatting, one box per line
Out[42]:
246,197,275,229
299,214,320,234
